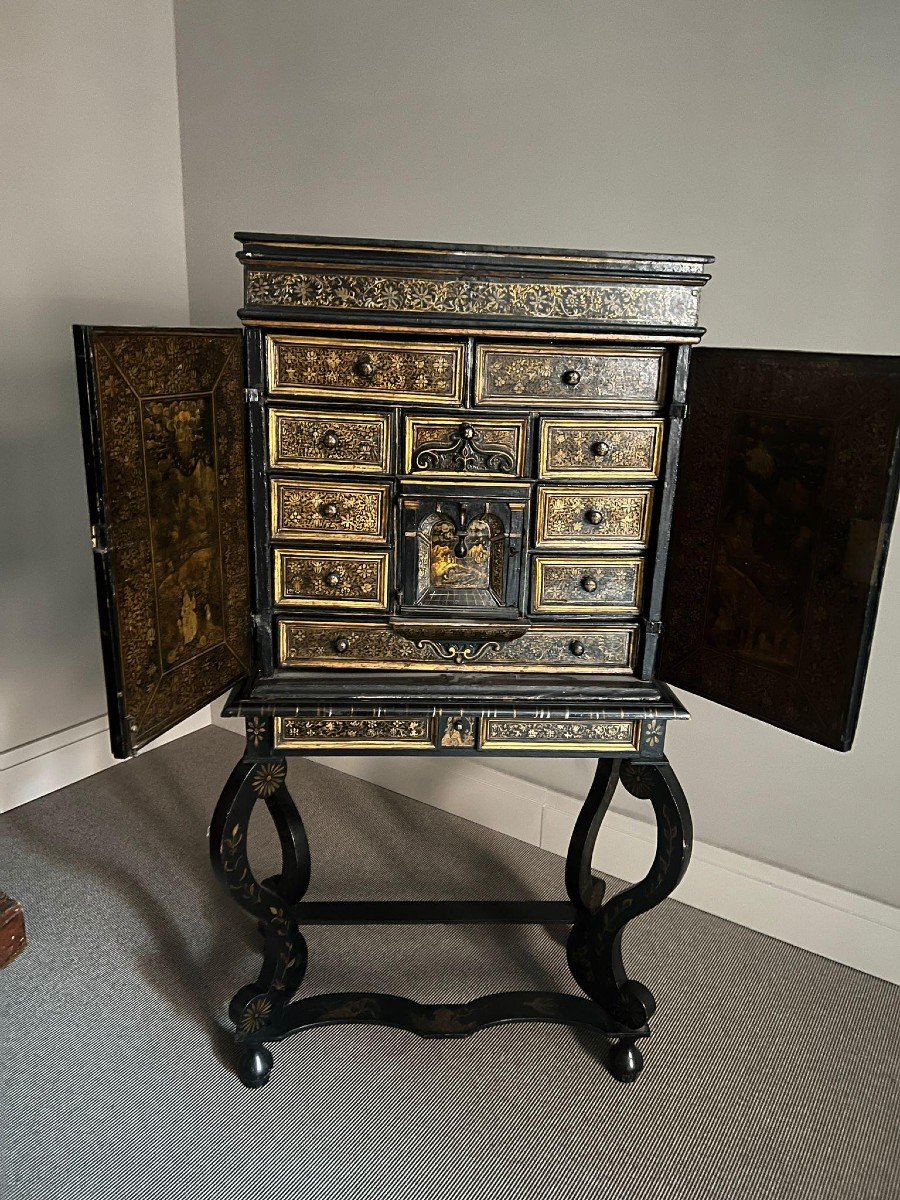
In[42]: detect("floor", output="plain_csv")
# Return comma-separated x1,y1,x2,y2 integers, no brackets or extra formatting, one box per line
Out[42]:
2,725,898,1200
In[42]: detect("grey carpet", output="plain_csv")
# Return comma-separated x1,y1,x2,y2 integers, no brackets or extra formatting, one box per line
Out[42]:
1,726,898,1200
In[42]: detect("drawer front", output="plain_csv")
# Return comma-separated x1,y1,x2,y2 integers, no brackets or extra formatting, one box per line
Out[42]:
278,620,637,672
269,407,390,474
475,345,664,407
274,549,389,610
403,416,528,477
535,486,653,549
270,480,390,543
539,419,664,480
481,717,639,752
531,556,644,614
267,335,464,403
275,715,437,751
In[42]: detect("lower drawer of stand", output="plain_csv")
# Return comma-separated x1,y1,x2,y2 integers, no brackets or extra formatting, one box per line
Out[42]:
277,619,638,671
273,715,641,753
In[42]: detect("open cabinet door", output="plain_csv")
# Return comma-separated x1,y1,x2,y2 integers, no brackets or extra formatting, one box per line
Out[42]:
660,347,900,750
75,327,251,757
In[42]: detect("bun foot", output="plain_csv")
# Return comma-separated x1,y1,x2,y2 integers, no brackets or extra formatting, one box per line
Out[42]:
608,1039,643,1083
238,1044,274,1088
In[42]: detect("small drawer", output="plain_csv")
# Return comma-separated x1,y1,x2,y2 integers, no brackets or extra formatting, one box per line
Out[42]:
480,717,639,753
267,335,464,404
269,407,390,474
275,715,437,751
531,556,644,614
403,415,528,477
475,344,664,407
278,620,637,672
539,419,664,479
535,486,654,549
270,480,390,543
274,548,389,610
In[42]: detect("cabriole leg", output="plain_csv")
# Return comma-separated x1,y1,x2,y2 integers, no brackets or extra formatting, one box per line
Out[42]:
565,756,693,1082
209,743,311,1087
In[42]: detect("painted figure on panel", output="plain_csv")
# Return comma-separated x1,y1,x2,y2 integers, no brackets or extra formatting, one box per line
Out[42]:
142,397,225,665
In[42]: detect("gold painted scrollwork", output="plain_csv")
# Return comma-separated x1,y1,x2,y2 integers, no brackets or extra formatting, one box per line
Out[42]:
249,270,700,328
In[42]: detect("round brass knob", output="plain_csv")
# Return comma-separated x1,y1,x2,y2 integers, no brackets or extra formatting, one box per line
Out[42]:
321,502,339,519
333,636,350,654
460,423,476,439
590,440,611,459
580,575,598,593
324,571,341,587
569,639,586,657
321,430,340,449
585,508,604,526
355,355,377,380
561,368,581,387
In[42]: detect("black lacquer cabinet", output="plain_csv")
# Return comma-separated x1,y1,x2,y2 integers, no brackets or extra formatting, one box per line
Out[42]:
75,234,900,1087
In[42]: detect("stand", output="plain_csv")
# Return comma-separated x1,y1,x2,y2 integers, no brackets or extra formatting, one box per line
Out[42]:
209,741,692,1088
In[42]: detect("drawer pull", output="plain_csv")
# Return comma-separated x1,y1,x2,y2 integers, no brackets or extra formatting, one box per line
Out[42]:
584,508,605,526
569,639,586,657
354,355,377,380
590,439,612,459
320,430,340,449
323,571,342,587
333,636,350,654
580,575,598,593
561,368,581,387
320,501,340,518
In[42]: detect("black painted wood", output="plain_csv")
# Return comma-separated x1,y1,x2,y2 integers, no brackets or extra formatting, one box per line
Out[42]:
289,900,578,925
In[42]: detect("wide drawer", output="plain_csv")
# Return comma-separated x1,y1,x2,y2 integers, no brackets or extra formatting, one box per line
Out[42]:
481,717,640,752
531,556,644,614
539,418,664,479
267,334,464,403
270,479,390,543
274,548,389,610
275,715,437,750
403,415,528,477
475,344,664,407
269,407,391,474
278,620,637,671
272,713,640,753
535,486,653,549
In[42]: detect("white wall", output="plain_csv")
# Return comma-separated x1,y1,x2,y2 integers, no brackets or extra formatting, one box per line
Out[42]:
1,4,191,760
174,0,900,908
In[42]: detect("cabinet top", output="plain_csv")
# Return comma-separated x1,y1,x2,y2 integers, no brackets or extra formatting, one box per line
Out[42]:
235,233,714,334
235,231,713,276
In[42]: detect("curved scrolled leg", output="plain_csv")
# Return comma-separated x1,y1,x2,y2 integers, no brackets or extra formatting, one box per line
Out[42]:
209,753,311,1086
565,756,692,1080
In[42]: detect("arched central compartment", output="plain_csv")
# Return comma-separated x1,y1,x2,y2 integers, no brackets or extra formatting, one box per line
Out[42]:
398,484,530,617
417,511,505,608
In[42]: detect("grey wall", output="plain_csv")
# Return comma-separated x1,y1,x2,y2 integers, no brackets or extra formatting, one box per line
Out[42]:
1,3,191,753
172,0,900,904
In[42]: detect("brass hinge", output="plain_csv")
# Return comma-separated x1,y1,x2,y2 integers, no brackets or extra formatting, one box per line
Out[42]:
90,524,108,554
246,388,260,405
670,401,687,420
646,620,663,636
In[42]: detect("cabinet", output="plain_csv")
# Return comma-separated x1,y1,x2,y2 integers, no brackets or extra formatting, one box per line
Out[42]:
75,234,900,1087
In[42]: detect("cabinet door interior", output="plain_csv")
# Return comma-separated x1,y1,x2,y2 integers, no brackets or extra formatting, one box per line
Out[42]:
661,346,900,749
75,326,250,757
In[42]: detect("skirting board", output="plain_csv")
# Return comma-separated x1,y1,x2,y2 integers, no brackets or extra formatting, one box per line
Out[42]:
298,751,900,987
1,706,214,814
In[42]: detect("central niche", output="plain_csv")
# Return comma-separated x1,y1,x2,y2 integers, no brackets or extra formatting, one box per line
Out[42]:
417,508,505,608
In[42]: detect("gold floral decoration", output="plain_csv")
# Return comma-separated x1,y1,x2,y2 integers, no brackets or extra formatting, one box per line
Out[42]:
251,761,287,797
246,717,266,746
239,996,272,1033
